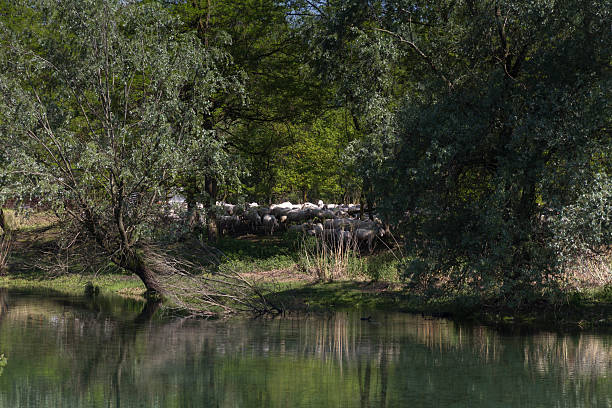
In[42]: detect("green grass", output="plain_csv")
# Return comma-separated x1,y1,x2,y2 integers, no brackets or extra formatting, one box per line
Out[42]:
215,235,294,259
212,235,298,273
0,273,144,297
211,234,402,280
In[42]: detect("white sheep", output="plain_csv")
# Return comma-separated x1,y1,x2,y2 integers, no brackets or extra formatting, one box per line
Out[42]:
245,208,262,232
262,214,279,235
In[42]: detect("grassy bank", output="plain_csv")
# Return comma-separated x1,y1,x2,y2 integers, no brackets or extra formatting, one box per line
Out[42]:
1,215,611,329
0,273,144,298
266,281,612,330
2,271,609,330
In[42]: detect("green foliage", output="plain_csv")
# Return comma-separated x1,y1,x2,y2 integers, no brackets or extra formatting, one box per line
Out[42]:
389,0,610,299
0,0,237,279
244,109,360,203
303,0,612,300
172,0,344,205
549,174,611,263
364,251,400,282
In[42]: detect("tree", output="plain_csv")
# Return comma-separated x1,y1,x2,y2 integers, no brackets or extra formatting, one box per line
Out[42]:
290,0,413,211
389,0,610,300
173,0,342,207
266,109,360,203
0,0,234,294
302,0,611,301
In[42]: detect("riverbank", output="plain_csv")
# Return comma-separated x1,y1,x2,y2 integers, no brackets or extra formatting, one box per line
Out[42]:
1,217,611,330
2,270,611,331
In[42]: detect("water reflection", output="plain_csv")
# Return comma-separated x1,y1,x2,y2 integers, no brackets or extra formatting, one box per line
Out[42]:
0,288,8,319
0,290,610,407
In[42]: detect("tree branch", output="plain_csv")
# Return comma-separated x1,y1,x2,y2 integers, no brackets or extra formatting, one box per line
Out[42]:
374,28,454,90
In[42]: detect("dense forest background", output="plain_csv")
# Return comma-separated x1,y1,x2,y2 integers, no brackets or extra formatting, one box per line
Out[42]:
0,0,610,304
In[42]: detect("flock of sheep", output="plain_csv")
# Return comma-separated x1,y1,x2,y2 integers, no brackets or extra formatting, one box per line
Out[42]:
215,201,388,253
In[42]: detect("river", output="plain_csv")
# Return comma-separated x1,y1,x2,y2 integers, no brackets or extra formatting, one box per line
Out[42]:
0,289,610,407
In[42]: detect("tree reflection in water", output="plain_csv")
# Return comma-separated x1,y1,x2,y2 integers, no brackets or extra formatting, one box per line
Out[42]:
0,288,8,320
0,291,610,407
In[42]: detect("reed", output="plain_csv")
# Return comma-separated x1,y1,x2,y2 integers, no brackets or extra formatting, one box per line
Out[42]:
298,231,363,281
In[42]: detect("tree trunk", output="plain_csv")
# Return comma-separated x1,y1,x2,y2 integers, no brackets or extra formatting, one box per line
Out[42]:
120,250,164,296
187,199,199,229
184,175,200,230
0,208,8,234
205,176,218,243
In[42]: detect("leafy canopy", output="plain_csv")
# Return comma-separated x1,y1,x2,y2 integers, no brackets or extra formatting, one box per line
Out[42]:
0,0,236,281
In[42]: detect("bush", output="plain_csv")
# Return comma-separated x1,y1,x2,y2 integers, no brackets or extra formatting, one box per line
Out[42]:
364,252,400,282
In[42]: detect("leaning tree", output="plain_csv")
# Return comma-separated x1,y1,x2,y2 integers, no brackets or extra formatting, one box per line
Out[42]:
0,0,241,297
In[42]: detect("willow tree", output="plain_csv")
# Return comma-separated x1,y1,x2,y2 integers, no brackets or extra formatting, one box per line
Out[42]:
302,0,611,301
0,0,237,294
382,0,611,299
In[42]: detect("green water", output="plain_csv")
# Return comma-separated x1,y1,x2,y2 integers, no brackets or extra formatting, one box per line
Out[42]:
0,289,610,407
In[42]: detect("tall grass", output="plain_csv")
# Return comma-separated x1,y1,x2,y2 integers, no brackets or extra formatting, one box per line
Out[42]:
297,232,363,281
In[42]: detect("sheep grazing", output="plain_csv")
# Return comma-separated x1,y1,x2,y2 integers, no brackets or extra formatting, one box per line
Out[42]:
319,209,335,219
210,200,389,252
271,204,292,218
334,229,353,245
286,209,308,223
287,223,309,235
262,214,278,235
245,208,262,232
219,215,241,235
354,227,385,253
257,207,271,217
223,203,235,215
